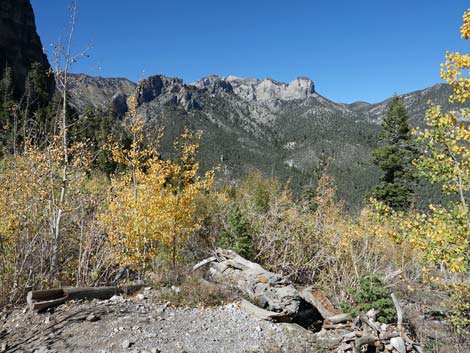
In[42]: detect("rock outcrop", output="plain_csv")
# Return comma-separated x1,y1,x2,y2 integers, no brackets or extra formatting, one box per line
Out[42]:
0,0,54,96
193,75,316,102
135,74,200,110
66,74,136,115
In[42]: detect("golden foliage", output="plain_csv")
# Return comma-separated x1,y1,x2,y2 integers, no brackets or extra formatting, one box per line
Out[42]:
370,199,468,273
0,139,98,303
410,9,470,273
441,10,470,103
101,117,215,270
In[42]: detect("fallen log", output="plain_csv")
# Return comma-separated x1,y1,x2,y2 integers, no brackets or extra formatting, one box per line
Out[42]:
28,297,67,312
27,288,64,303
62,287,119,301
27,284,143,312
195,248,328,328
323,323,353,330
354,334,377,353
202,248,303,316
325,313,352,324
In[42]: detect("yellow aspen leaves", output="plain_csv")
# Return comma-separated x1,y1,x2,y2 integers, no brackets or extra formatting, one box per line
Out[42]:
101,114,215,270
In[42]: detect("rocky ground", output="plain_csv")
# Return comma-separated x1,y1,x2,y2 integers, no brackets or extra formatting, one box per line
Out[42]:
1,282,466,353
0,288,320,353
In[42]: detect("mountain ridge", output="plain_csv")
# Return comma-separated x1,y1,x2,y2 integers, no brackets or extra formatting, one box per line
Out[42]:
65,72,464,208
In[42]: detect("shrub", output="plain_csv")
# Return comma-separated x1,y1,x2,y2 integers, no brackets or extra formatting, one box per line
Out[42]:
217,203,253,259
448,282,470,340
341,274,396,323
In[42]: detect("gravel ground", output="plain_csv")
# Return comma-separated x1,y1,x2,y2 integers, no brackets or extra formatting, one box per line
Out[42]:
0,289,319,353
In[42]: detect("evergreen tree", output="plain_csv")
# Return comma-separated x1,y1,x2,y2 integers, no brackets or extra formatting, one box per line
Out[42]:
25,62,51,108
0,64,14,103
69,107,130,173
369,96,416,209
0,65,16,154
217,203,253,259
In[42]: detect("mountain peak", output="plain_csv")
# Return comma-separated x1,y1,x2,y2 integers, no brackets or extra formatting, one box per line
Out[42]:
192,75,315,102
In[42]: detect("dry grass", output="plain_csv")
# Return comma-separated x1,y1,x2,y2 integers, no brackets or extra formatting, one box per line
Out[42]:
153,273,239,308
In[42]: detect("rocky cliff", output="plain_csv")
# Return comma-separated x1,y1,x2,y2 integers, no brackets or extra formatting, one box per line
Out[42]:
0,0,53,96
193,75,316,102
67,74,136,115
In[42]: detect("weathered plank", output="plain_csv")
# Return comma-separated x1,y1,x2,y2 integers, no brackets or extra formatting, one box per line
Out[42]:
27,284,144,311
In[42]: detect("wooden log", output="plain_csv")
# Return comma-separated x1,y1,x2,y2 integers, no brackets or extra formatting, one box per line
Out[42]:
119,284,144,295
201,248,303,316
342,331,357,342
325,313,352,324
379,331,400,340
354,334,377,353
28,297,67,312
300,286,341,319
359,314,380,334
322,323,353,329
192,256,217,272
27,284,144,311
27,289,64,306
63,286,119,301
391,293,403,332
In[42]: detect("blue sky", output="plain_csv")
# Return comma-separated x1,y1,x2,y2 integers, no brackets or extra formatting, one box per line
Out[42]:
31,0,470,103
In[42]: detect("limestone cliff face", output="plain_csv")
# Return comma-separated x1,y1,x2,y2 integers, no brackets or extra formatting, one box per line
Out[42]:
193,75,316,102
0,0,53,96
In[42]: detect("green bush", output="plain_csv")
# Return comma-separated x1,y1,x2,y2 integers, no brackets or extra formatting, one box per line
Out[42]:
341,274,396,323
217,203,253,259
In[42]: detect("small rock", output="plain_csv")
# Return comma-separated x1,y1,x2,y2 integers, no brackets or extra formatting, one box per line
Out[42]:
0,342,7,352
150,349,160,353
121,339,132,349
86,313,100,322
110,295,123,302
390,337,406,353
136,293,147,300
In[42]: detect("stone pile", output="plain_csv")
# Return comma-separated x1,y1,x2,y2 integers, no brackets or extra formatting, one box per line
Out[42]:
318,309,423,353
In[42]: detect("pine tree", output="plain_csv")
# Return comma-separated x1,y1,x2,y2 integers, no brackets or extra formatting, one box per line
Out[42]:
218,203,253,259
0,64,14,103
26,62,51,108
369,96,416,210
0,65,16,154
